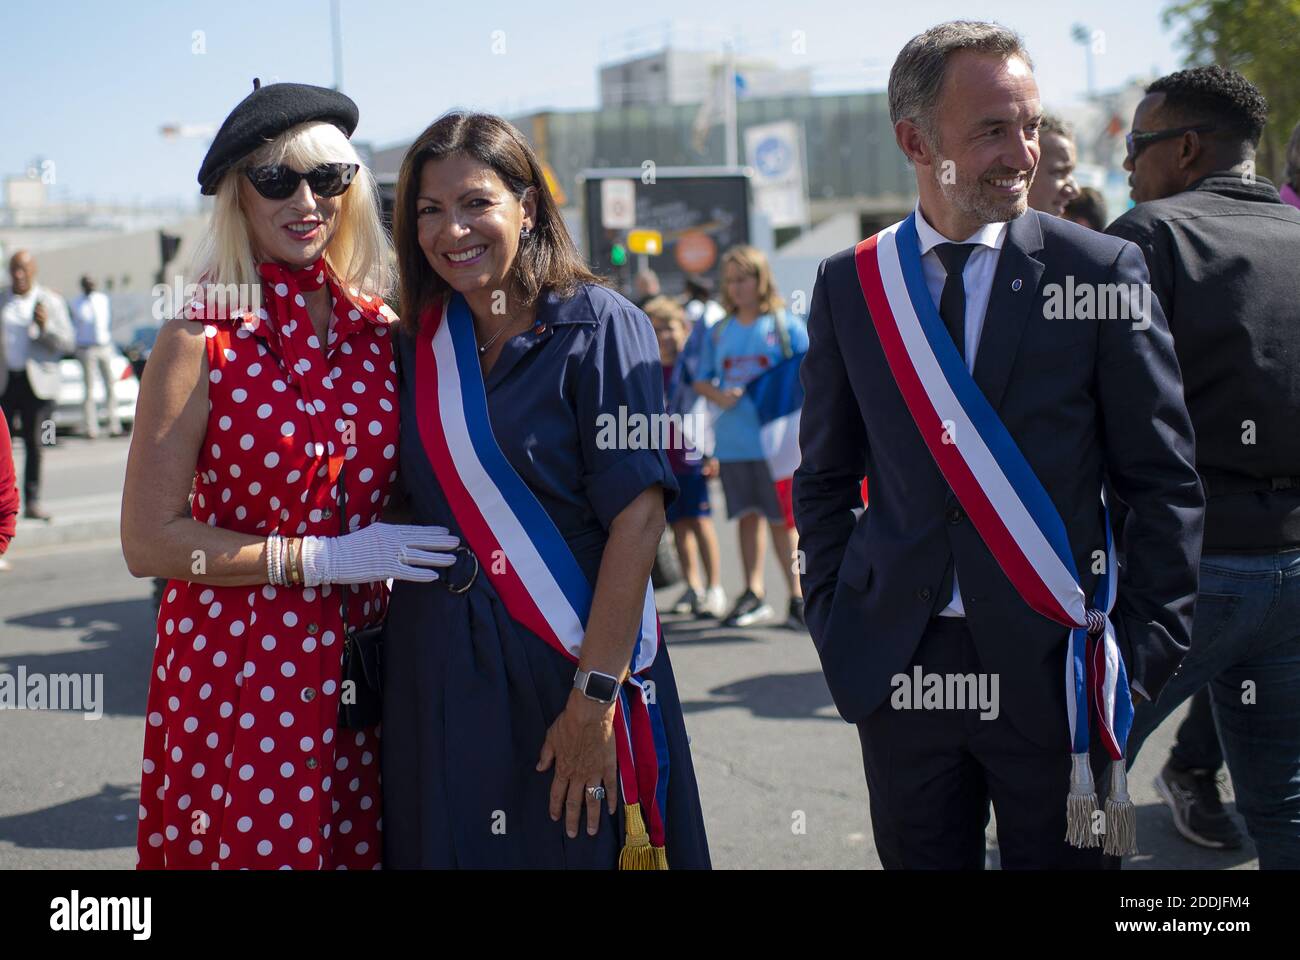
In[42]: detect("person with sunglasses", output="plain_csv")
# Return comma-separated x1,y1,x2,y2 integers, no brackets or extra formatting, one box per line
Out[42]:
1102,63,1300,863
1108,66,1300,868
122,81,459,870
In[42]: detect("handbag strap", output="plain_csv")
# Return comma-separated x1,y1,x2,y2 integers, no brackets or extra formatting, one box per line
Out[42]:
337,466,350,637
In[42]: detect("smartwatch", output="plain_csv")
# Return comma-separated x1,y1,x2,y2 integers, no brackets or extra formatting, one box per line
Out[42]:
574,668,620,704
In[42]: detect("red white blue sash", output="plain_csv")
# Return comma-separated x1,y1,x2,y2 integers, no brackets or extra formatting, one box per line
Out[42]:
413,292,669,862
854,215,1135,853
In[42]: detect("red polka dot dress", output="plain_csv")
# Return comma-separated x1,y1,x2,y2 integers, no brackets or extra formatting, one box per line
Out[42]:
137,258,399,869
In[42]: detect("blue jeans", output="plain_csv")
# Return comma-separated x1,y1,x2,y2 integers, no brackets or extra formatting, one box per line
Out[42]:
1127,549,1300,869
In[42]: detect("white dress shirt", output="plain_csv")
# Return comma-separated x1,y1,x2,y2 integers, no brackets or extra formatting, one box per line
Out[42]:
71,290,112,347
2,289,39,371
911,203,1009,617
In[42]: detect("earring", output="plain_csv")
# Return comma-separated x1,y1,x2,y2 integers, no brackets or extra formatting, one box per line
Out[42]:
520,226,531,240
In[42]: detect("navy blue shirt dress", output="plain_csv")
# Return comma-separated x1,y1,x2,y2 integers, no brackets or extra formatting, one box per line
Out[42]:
382,283,712,868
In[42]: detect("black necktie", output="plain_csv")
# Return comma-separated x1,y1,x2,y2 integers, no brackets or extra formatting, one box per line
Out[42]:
933,242,975,361
931,242,974,617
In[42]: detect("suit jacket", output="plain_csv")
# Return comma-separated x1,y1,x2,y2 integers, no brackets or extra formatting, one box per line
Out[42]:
0,285,74,400
792,210,1205,751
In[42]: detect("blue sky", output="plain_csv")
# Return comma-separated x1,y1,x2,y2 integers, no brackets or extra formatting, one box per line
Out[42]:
2,0,1185,207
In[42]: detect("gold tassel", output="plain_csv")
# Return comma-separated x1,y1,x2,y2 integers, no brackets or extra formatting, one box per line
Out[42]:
618,802,665,870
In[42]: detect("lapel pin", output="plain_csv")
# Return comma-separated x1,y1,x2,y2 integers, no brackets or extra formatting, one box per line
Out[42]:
1011,278,1023,292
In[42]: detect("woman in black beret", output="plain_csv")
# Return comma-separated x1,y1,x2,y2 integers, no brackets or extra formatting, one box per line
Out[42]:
122,81,459,869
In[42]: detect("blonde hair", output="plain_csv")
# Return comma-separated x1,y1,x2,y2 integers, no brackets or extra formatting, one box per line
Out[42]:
188,121,391,298
641,295,687,330
720,244,783,316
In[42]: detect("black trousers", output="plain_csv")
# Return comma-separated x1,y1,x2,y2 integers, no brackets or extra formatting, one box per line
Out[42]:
857,616,1118,869
1,370,53,505
1169,686,1224,773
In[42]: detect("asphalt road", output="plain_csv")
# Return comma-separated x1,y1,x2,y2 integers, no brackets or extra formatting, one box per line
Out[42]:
0,436,1259,869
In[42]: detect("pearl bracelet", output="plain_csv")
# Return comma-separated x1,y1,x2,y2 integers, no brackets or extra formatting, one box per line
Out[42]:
266,532,284,587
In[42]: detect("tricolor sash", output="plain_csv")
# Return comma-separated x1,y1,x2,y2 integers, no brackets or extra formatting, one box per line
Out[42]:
414,291,670,868
854,215,1136,855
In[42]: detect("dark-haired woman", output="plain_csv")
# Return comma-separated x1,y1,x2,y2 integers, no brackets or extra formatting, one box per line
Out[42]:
383,112,710,868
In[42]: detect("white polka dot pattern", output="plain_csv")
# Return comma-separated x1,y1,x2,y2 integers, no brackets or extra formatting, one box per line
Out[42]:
139,261,397,870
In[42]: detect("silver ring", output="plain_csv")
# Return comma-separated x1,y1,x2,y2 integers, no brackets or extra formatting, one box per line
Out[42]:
585,784,606,801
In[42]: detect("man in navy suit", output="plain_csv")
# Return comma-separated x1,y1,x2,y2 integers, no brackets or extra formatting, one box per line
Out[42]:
793,21,1204,869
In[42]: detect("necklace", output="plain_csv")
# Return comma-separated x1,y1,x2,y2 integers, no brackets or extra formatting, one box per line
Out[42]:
477,317,514,355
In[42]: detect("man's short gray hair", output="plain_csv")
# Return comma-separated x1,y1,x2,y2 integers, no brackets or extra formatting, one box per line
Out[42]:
888,20,1033,138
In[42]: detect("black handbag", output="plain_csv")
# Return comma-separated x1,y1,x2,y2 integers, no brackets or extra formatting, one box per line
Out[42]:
336,467,385,730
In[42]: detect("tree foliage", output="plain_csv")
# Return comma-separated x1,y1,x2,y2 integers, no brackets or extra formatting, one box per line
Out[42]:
1163,0,1300,181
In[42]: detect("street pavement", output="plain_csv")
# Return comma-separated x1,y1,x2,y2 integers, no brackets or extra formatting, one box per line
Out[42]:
0,435,1259,869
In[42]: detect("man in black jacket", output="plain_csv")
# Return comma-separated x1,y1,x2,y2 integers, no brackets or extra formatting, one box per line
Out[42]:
1108,66,1300,869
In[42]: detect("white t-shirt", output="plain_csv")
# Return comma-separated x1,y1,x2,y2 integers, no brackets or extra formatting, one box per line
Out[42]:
2,290,38,370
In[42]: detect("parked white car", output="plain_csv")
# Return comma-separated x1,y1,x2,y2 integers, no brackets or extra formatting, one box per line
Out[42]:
53,347,139,433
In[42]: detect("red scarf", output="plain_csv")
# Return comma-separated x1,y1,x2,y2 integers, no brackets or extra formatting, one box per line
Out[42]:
186,257,394,484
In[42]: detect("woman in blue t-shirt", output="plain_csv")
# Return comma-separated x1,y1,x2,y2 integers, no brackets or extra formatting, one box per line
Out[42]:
692,245,807,629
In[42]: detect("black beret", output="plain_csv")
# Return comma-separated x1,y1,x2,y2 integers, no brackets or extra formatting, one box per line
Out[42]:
198,79,359,195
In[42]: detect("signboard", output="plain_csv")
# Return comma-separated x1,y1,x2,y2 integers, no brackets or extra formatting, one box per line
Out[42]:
582,168,751,297
744,121,808,229
599,178,637,230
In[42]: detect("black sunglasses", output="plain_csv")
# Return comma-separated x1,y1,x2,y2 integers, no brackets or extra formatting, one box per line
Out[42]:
1125,125,1216,161
244,162,360,200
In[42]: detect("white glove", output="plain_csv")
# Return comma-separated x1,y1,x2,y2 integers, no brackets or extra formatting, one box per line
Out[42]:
300,523,460,586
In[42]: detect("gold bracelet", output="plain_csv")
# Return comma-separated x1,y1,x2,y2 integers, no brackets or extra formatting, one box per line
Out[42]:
290,537,302,585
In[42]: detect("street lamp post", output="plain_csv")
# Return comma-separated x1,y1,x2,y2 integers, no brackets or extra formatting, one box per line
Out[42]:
330,0,344,92
1071,23,1097,99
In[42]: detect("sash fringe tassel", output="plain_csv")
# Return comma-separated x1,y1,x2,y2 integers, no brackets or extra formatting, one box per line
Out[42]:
619,802,667,870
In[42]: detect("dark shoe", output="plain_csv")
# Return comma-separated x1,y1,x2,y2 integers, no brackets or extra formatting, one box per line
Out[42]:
1153,762,1244,849
722,589,773,628
670,587,699,616
786,597,806,629
23,504,52,522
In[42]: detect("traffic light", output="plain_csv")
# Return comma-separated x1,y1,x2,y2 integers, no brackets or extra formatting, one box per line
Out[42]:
610,242,627,267
626,229,662,255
